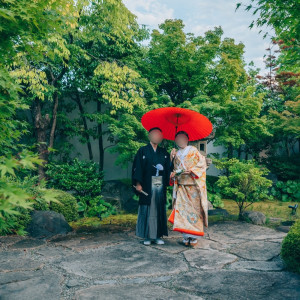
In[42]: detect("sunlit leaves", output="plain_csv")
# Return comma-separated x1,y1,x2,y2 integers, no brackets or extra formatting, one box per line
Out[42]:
93,61,145,113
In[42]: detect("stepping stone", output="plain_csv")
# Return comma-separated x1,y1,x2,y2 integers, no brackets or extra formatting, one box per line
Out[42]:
75,284,203,299
195,238,228,250
50,231,130,250
207,221,287,243
9,239,45,249
229,240,281,261
35,246,74,262
0,251,43,273
0,236,24,246
54,242,188,279
184,248,238,270
226,259,285,271
167,270,300,300
0,269,62,300
150,239,189,254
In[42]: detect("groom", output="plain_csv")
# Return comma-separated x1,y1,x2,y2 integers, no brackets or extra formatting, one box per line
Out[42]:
132,127,171,245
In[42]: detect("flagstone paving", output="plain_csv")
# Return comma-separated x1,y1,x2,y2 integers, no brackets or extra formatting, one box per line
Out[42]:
0,221,299,300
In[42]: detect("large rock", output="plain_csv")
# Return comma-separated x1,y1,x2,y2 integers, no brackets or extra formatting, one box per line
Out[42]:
242,211,266,225
26,210,72,239
101,180,137,212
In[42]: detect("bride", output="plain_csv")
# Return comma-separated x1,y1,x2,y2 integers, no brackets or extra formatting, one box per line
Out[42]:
169,131,209,246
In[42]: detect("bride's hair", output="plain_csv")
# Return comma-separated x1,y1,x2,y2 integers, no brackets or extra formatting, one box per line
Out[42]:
175,131,189,140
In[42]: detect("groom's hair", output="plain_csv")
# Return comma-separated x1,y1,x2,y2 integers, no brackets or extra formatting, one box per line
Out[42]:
148,127,162,133
175,131,189,140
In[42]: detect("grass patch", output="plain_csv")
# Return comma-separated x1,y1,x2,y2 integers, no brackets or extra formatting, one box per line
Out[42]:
223,199,299,220
70,199,299,232
70,212,138,231
71,208,239,231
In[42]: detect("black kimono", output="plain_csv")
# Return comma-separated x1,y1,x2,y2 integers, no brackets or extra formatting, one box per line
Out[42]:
132,142,171,239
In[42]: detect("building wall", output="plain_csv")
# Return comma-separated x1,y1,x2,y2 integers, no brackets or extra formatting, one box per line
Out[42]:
65,97,231,180
69,133,225,180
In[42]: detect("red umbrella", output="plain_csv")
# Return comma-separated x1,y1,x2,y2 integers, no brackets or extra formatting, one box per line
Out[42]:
141,107,213,141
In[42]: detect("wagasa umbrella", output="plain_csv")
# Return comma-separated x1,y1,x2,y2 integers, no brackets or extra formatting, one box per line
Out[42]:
141,107,213,141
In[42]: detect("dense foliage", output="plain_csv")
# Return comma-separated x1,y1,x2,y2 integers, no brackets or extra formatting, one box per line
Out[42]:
46,158,114,218
0,0,299,235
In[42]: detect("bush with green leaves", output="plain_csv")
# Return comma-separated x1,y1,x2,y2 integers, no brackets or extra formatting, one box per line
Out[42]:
79,196,116,219
0,152,61,235
214,158,273,218
50,190,79,222
281,219,300,274
271,180,300,202
206,175,221,194
46,158,115,218
208,192,224,208
206,175,224,208
262,155,300,181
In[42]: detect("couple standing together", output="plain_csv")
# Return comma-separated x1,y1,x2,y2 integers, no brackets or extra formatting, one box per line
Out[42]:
132,127,208,247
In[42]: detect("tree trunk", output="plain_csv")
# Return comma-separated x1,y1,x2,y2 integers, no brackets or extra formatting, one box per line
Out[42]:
228,144,233,159
97,101,104,171
285,137,290,157
75,92,94,161
49,91,59,149
238,145,242,159
34,99,50,181
238,204,245,220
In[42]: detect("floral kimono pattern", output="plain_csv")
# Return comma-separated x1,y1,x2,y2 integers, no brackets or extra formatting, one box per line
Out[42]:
168,145,208,236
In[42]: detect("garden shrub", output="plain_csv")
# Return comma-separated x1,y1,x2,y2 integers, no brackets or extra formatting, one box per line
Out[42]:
206,175,220,194
0,207,31,236
271,180,300,202
281,219,300,274
214,158,272,218
208,192,224,208
84,196,116,219
46,158,115,218
262,155,300,181
50,190,79,222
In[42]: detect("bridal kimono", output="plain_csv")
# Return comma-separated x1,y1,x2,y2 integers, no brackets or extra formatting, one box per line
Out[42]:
168,145,208,237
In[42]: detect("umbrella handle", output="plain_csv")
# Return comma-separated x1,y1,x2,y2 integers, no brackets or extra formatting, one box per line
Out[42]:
171,145,179,164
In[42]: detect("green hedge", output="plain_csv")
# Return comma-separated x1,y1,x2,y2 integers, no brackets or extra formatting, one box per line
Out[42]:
281,219,300,274
50,190,79,222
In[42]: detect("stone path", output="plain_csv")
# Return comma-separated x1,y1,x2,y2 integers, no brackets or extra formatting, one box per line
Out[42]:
0,221,299,299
